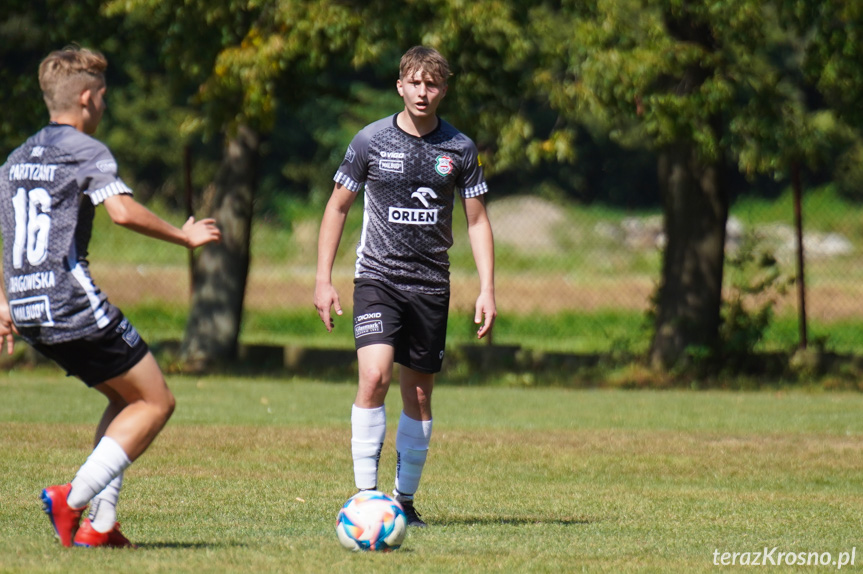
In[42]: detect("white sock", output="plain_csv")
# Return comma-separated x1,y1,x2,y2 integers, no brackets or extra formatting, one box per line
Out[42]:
394,411,432,499
67,437,131,509
89,473,123,533
351,404,386,490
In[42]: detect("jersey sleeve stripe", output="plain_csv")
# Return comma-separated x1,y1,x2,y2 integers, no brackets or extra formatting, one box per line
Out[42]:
459,182,488,199
87,180,133,205
334,172,361,193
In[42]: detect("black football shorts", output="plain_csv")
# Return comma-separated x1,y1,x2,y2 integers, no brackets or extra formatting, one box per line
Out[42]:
353,279,450,374
30,314,150,387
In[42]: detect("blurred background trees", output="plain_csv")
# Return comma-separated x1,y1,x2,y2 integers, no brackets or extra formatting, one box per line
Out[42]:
1,0,861,370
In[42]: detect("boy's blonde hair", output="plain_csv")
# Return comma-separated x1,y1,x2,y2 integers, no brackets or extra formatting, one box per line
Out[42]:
38,46,107,114
399,46,451,85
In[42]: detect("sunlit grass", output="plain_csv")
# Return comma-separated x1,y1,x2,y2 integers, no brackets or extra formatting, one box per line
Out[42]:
2,372,863,572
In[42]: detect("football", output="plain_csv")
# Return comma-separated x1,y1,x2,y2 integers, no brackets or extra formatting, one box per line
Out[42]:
335,490,407,552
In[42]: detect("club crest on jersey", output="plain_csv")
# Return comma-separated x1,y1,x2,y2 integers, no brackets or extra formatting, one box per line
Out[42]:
434,155,453,176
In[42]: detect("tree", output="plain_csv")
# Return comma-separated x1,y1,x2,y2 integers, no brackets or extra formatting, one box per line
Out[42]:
530,0,849,368
0,0,124,154
104,0,549,367
0,0,210,205
783,0,863,127
104,0,298,367
8,0,856,371
182,125,258,367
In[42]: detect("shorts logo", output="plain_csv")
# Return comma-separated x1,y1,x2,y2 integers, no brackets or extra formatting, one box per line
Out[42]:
96,160,117,174
345,145,356,164
435,155,453,176
380,159,403,173
9,295,54,327
117,318,141,348
355,320,384,338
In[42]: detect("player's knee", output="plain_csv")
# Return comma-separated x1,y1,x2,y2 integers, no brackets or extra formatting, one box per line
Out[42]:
163,391,176,419
402,385,432,413
152,388,176,422
415,386,432,407
359,364,389,388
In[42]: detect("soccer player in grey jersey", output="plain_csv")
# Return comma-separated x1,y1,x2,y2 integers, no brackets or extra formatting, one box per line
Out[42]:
315,46,496,526
0,46,221,547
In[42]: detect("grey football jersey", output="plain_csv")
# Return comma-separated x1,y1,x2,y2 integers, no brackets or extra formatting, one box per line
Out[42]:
334,114,488,294
0,124,132,344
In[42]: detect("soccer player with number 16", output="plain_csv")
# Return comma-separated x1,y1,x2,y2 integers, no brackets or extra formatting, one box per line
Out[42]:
0,46,221,548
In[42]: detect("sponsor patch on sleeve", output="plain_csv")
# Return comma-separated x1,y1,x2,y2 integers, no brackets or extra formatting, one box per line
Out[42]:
96,159,117,173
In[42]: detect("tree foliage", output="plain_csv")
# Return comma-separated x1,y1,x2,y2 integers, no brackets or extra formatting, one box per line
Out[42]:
530,0,851,177
3,0,862,370
782,0,863,127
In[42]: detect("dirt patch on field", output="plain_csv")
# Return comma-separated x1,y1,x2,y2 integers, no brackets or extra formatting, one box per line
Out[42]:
90,263,862,320
487,196,568,254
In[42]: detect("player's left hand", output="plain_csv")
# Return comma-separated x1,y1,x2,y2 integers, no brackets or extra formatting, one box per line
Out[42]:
474,291,497,339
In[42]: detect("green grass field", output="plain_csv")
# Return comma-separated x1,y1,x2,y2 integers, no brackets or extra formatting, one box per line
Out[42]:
2,368,863,572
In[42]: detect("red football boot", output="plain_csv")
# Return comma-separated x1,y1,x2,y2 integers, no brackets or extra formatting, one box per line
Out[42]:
73,518,134,548
40,484,84,547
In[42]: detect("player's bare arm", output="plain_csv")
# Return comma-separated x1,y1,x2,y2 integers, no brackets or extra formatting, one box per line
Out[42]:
314,183,357,332
103,193,221,248
463,195,496,339
0,281,16,355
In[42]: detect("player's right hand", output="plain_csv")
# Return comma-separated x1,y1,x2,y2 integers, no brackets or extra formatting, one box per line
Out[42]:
314,282,342,332
183,217,222,248
0,302,17,355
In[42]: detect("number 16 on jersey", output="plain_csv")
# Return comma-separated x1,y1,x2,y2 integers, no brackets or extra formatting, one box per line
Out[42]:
11,186,52,269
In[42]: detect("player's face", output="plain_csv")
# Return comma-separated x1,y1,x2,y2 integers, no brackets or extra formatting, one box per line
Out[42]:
82,82,107,135
397,69,447,119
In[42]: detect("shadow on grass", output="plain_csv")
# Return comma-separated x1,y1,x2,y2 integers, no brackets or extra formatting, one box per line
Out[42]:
134,541,248,550
437,516,593,527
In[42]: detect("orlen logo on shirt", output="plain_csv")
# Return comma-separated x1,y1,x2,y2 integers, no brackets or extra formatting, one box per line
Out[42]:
388,207,437,225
